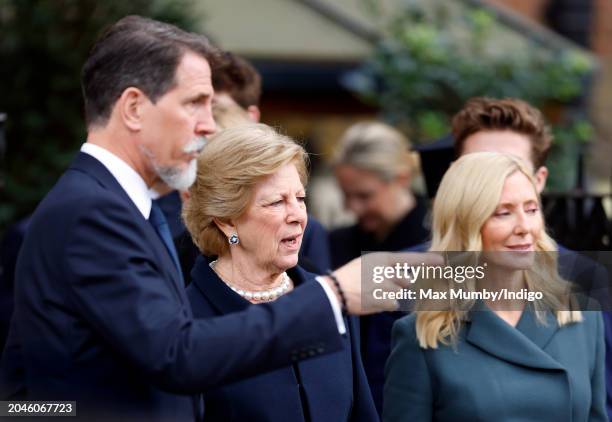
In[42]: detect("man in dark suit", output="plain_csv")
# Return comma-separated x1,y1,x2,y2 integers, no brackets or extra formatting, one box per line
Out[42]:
0,218,30,353
0,16,427,421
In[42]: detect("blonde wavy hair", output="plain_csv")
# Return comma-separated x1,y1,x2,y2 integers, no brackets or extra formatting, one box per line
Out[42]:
416,152,581,348
182,123,308,256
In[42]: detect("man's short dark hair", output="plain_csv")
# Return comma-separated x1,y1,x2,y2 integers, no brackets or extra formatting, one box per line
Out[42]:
82,15,223,128
212,52,262,109
452,97,553,168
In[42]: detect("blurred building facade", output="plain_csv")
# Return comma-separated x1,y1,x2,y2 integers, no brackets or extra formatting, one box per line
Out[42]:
198,0,610,229
200,0,609,172
197,0,379,157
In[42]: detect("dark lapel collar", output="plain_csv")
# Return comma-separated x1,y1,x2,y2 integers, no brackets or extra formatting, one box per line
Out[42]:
70,152,134,205
465,302,563,370
70,152,186,300
191,257,310,315
191,256,250,314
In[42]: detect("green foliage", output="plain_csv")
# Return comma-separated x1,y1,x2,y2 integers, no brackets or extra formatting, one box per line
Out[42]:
347,0,594,190
0,0,203,232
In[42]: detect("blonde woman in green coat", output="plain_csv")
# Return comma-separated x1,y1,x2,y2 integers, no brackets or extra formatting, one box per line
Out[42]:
384,153,606,422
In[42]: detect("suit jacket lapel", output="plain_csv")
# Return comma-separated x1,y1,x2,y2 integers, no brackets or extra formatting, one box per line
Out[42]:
465,303,564,371
69,152,186,302
191,256,250,315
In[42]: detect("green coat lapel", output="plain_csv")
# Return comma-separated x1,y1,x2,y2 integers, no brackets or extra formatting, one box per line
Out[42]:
465,304,564,371
515,307,560,349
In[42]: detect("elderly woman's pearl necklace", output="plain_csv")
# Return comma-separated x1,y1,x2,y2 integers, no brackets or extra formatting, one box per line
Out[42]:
209,260,291,302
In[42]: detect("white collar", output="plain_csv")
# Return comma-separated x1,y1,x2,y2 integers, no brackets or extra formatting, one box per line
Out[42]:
81,142,152,219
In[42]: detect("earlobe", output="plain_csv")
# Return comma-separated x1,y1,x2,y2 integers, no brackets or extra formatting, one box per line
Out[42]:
535,166,548,193
212,216,236,238
246,105,261,123
119,87,146,131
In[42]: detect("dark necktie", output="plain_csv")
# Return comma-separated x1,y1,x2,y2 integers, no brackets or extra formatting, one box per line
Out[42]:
149,201,184,281
150,202,197,418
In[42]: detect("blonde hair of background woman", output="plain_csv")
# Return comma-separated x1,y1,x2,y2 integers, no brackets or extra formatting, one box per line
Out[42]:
332,121,415,181
416,152,581,349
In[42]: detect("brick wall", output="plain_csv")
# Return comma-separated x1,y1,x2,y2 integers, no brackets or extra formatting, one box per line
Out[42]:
487,0,610,56
593,0,612,56
486,0,549,25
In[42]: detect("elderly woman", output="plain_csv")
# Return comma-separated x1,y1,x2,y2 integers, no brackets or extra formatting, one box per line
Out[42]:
384,152,605,421
182,123,378,422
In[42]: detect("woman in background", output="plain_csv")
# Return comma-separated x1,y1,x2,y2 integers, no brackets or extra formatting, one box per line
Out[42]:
384,152,605,422
330,121,429,268
330,121,430,414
